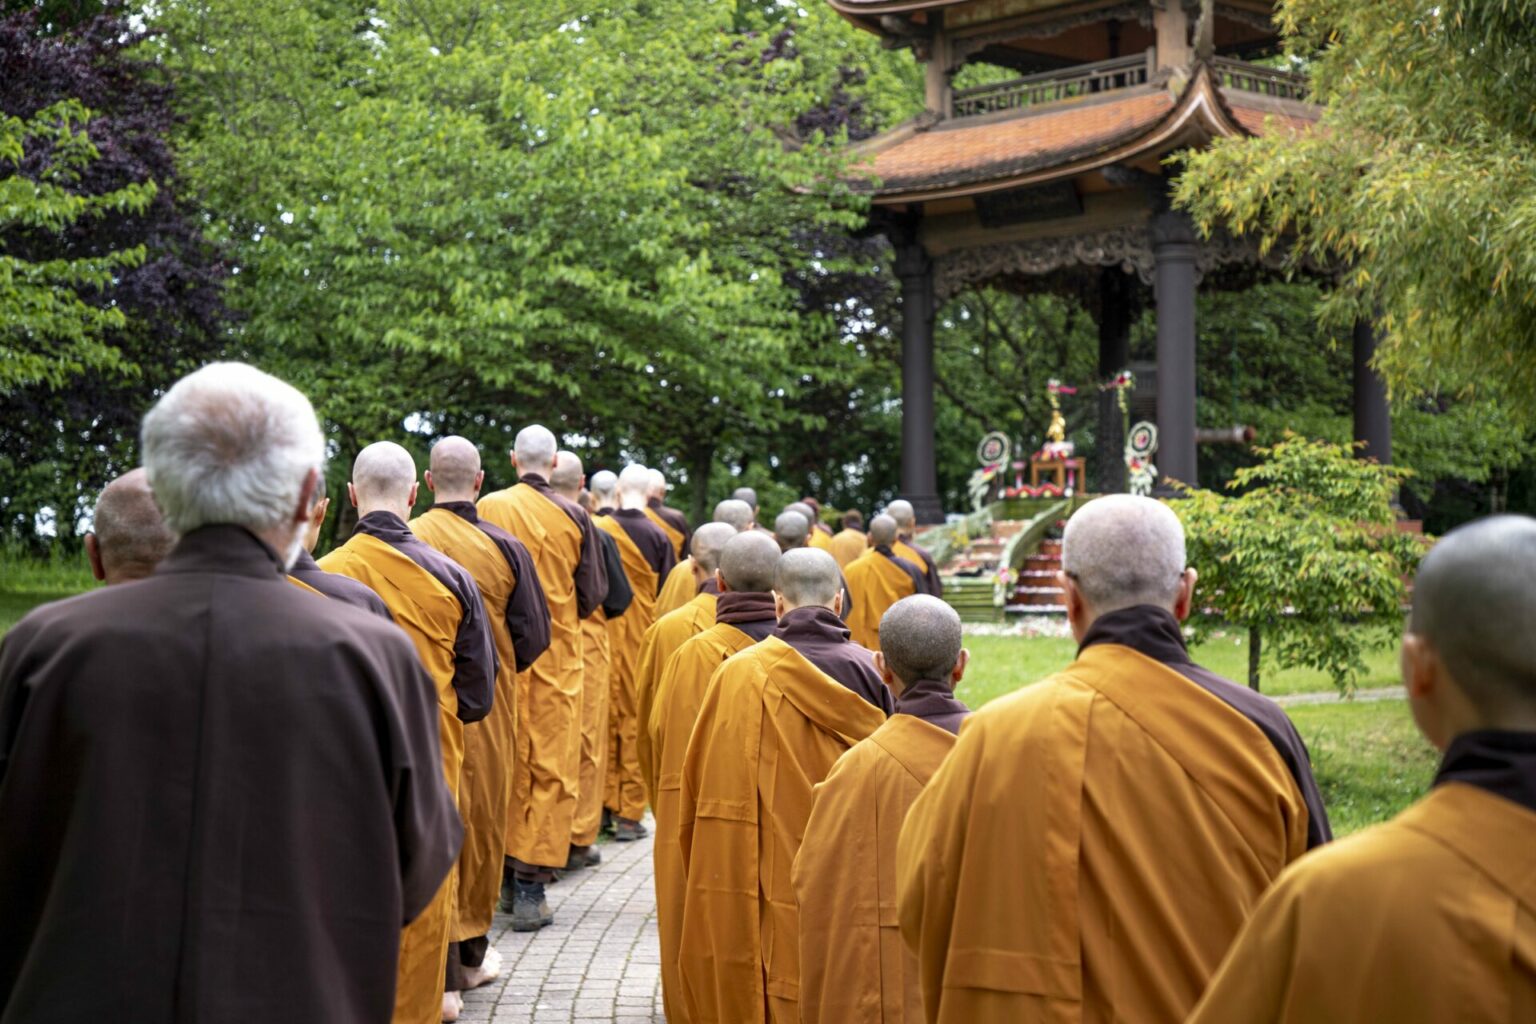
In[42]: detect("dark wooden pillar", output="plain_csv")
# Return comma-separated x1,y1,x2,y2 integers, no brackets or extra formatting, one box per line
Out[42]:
894,231,944,524
1096,267,1134,493
1352,320,1392,463
1152,210,1199,489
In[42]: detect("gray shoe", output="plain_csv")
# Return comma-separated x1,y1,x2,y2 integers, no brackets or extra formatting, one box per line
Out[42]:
612,817,648,842
510,880,553,932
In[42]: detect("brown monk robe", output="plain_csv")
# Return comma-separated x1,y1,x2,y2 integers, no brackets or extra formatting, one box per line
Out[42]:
772,548,894,716
795,596,973,1024
83,467,175,585
828,509,868,569
677,547,889,1024
0,365,460,1024
651,531,782,1024
843,515,931,652
646,468,691,559
1190,516,1536,1024
319,443,497,1024
897,496,1328,1024
635,522,735,798
476,426,607,930
411,437,553,1002
288,474,393,618
886,500,944,598
596,465,679,835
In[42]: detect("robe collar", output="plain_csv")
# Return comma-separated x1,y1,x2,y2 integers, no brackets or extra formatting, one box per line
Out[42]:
1078,605,1191,665
874,543,897,558
715,590,777,626
1435,730,1536,816
775,605,851,646
433,500,480,524
518,472,554,496
646,496,664,511
698,577,721,596
612,507,650,523
158,524,286,579
895,677,970,731
354,509,414,545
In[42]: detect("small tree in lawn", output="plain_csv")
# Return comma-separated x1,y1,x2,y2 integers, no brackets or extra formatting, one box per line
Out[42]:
1174,436,1421,694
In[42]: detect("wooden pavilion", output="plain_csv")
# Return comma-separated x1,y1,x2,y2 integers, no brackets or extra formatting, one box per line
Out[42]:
829,0,1391,521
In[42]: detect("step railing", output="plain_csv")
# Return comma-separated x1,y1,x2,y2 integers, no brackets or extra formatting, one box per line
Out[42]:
952,51,1154,119
1210,56,1308,101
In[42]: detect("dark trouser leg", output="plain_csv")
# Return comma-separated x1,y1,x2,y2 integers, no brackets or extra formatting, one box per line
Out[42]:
459,935,490,969
445,942,470,993
508,855,557,885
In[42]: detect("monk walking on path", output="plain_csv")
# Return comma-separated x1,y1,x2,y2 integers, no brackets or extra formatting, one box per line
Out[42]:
897,494,1329,1024
0,363,461,1024
843,514,932,652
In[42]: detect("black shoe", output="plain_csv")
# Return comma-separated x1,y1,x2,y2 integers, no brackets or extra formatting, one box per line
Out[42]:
496,874,517,915
612,816,648,842
565,845,591,873
509,879,553,932
584,846,602,868
600,807,616,837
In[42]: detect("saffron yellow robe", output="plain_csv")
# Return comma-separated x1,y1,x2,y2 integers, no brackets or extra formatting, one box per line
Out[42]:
478,480,595,870
794,715,956,1024
595,514,665,821
655,559,698,618
646,619,753,1024
830,528,868,568
572,609,611,847
635,591,718,799
808,527,833,553
843,550,920,652
318,533,466,1024
677,638,887,1024
896,642,1311,1024
1188,782,1536,1024
647,506,687,560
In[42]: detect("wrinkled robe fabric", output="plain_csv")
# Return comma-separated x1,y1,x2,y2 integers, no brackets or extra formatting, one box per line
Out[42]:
319,512,497,1024
573,610,611,847
635,592,718,799
477,475,607,871
1189,732,1536,1024
893,539,942,598
648,619,761,1024
677,638,887,1024
0,526,461,1024
807,527,834,553
655,559,699,618
843,547,926,651
794,715,956,1024
646,501,688,561
289,547,394,618
410,502,551,943
774,606,894,715
896,630,1314,1024
596,509,677,820
830,528,868,568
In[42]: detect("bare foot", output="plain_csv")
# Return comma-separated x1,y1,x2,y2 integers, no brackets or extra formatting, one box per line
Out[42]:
441,990,463,1022
462,945,502,990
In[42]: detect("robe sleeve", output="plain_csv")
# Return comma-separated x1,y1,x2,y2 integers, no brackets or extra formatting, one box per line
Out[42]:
598,532,634,619
574,513,610,620
652,537,679,598
1185,867,1304,1024
446,569,497,724
498,535,552,672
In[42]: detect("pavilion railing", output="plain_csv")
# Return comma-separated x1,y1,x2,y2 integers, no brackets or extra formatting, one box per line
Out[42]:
952,51,1153,119
1211,57,1308,101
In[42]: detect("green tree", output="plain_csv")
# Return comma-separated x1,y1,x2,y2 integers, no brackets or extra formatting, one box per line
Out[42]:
1175,436,1421,693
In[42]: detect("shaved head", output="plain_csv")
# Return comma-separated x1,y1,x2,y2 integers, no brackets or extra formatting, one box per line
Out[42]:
1411,515,1536,716
842,509,864,530
646,468,668,499
731,486,758,510
89,468,175,584
351,442,417,514
549,449,584,498
713,499,754,532
428,436,481,498
513,425,557,475
880,595,963,684
774,510,810,550
590,470,618,508
1062,495,1186,614
690,522,735,574
618,464,651,502
868,514,898,547
719,531,781,593
775,548,842,610
886,499,916,529
784,502,815,525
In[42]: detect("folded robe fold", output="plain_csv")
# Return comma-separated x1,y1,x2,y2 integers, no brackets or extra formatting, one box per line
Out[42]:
655,559,698,618
635,592,718,800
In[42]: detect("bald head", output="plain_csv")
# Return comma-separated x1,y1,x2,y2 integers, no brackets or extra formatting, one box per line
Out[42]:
549,450,584,499
842,509,864,531
1062,495,1186,615
713,499,754,532
731,486,759,511
690,522,736,575
647,468,668,500
428,436,482,500
87,468,175,585
719,531,781,593
880,595,963,684
868,514,898,547
350,442,418,516
513,425,557,476
618,464,650,506
1411,515,1536,718
590,470,618,509
886,499,916,531
774,510,810,551
775,548,842,610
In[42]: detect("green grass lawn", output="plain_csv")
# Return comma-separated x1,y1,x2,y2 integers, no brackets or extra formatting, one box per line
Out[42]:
1,552,96,633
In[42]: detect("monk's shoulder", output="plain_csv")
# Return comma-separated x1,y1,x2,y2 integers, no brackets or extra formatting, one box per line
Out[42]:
966,670,1094,736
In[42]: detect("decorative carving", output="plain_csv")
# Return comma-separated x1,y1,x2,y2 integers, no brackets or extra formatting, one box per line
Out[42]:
951,3,1153,67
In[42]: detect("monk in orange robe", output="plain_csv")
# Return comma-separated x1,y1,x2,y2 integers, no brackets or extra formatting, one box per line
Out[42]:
897,495,1329,1024
645,467,691,559
801,496,836,551
412,437,552,1013
1190,515,1536,1024
84,467,175,586
650,530,782,1024
844,514,932,650
774,509,855,624
594,465,677,840
656,499,753,616
477,426,607,931
319,442,498,1024
288,473,393,617
677,546,887,1024
635,522,735,798
795,595,971,1024
558,463,632,871
885,499,944,597
829,508,868,568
